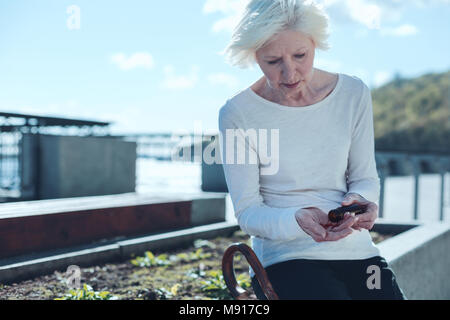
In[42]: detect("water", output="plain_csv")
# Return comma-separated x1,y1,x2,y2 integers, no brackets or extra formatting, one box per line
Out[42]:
136,158,203,195
383,174,450,223
136,158,450,224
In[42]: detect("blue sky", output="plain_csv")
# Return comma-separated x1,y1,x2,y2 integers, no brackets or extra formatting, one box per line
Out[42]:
0,0,449,134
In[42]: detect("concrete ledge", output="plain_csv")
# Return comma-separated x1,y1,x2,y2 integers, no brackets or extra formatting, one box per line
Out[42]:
191,197,226,226
371,218,419,235
0,192,227,260
0,222,240,285
378,222,450,299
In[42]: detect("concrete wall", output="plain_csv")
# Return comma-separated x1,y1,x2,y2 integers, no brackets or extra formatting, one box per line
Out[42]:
377,221,450,299
201,139,228,192
0,193,227,260
191,197,226,225
21,134,136,200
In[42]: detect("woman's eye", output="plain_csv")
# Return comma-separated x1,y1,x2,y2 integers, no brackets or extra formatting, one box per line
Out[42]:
267,54,305,65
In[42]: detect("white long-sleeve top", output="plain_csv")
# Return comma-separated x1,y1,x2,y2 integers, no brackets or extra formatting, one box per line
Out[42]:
218,73,381,276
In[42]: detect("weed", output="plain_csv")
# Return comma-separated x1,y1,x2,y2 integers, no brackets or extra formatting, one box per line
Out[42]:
199,270,251,300
131,251,172,267
156,284,181,300
174,248,212,263
54,284,118,300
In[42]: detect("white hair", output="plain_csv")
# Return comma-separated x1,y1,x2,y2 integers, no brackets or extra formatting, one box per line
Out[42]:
223,0,331,69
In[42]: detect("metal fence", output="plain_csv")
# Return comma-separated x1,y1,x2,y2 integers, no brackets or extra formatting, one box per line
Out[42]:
123,133,213,161
0,132,21,199
376,151,450,221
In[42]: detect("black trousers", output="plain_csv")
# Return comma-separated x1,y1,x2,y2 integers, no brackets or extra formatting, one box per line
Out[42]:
251,256,406,300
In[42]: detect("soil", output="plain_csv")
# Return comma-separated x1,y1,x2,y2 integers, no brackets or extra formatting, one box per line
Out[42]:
0,230,393,300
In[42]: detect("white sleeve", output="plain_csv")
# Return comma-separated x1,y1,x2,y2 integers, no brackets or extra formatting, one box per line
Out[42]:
218,103,311,241
345,85,381,204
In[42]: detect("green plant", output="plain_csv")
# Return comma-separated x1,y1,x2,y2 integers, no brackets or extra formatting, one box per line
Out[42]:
193,239,217,249
186,265,206,279
131,251,172,267
54,284,118,300
131,249,212,268
199,270,251,300
174,248,212,263
156,284,181,300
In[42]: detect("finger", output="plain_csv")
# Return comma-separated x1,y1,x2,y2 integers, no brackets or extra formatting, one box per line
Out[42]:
356,221,375,230
315,210,332,225
332,216,357,231
311,235,326,242
301,220,327,241
307,231,327,243
341,199,355,206
309,223,327,240
355,210,377,222
341,193,363,205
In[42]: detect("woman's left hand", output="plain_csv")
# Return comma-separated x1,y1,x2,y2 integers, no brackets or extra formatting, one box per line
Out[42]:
341,193,378,231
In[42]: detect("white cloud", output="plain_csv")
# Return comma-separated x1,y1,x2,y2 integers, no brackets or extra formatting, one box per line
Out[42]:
373,71,393,87
110,52,155,71
203,0,450,35
319,0,382,29
202,0,246,33
203,0,384,33
207,72,239,89
318,0,443,32
162,65,199,89
346,0,382,29
380,24,419,37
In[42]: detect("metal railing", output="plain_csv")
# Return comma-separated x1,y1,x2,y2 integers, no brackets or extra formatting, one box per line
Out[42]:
376,152,450,221
0,132,21,199
123,133,213,161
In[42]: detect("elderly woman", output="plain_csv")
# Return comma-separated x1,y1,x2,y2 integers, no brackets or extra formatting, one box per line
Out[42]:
218,0,406,300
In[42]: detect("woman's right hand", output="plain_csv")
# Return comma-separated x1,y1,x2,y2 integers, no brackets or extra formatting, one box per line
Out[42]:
295,207,357,242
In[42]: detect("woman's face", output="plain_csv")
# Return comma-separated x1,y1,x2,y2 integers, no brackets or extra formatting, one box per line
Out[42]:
255,29,316,96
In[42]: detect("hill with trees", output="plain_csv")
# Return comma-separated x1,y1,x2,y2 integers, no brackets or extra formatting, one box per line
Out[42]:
371,70,449,154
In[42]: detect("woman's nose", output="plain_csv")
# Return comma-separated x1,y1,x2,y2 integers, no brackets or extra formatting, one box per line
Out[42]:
281,61,297,82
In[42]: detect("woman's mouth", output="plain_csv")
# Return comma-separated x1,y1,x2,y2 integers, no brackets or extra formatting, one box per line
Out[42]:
283,81,300,89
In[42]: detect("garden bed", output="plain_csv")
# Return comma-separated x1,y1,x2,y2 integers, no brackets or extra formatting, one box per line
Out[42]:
0,230,393,300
